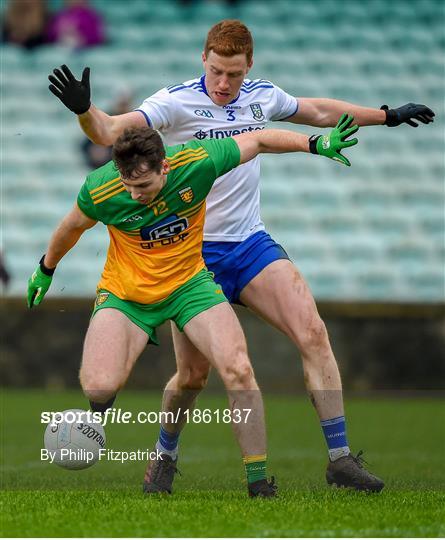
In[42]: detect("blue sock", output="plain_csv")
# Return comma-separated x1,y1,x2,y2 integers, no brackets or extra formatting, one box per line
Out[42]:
320,416,350,461
156,426,179,458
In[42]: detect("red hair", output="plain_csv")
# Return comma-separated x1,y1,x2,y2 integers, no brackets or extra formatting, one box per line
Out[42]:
204,20,253,63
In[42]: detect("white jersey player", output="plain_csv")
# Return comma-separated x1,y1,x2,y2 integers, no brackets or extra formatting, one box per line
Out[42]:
136,76,297,241
48,19,433,493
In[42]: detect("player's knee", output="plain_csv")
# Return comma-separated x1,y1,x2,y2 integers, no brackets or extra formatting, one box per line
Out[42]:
295,315,330,354
178,363,210,391
220,354,255,389
79,369,121,403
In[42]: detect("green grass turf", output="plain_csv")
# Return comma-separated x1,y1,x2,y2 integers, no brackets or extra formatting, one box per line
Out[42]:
1,389,444,537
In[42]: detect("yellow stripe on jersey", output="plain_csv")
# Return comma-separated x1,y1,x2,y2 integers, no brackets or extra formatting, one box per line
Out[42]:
177,200,205,218
168,148,206,163
89,176,121,195
169,152,208,171
167,147,207,165
184,205,206,220
91,180,124,201
178,201,205,217
93,185,126,205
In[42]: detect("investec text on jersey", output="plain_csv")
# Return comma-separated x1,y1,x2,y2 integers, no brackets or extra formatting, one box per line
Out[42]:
194,126,264,140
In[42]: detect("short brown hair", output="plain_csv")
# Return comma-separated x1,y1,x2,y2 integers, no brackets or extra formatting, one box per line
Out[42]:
112,128,165,179
204,20,253,63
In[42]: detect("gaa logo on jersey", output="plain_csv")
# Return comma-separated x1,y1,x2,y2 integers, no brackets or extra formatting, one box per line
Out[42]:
250,103,265,121
194,109,214,118
178,187,194,204
140,215,188,241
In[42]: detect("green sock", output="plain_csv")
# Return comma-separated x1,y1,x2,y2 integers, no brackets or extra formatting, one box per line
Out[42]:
244,454,267,483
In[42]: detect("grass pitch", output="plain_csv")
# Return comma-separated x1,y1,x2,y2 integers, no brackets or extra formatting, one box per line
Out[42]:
1,389,444,537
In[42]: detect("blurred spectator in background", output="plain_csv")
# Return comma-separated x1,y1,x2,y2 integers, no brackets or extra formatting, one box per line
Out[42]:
0,252,11,290
1,0,48,50
46,0,105,49
81,91,133,169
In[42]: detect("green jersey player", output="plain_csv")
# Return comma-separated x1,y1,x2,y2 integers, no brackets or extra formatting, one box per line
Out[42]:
27,120,359,496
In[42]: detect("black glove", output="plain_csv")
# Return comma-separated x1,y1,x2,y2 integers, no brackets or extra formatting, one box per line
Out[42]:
48,64,91,115
381,103,435,128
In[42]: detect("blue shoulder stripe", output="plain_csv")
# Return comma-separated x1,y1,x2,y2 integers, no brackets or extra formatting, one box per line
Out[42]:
168,81,203,94
242,79,272,88
166,82,191,91
168,82,201,90
240,85,274,94
170,86,205,94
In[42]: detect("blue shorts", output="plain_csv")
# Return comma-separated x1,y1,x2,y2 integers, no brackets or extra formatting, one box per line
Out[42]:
202,231,289,305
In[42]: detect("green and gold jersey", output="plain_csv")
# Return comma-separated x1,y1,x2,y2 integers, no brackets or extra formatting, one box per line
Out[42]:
77,137,240,304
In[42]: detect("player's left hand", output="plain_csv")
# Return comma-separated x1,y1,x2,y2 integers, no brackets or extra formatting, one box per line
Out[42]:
309,113,359,167
381,103,435,127
48,64,91,115
27,257,55,308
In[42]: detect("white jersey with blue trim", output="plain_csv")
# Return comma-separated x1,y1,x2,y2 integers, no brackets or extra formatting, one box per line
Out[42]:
136,76,298,242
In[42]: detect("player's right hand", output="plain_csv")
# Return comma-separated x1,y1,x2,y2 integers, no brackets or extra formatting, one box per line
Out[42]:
27,259,55,308
309,114,359,167
48,64,91,115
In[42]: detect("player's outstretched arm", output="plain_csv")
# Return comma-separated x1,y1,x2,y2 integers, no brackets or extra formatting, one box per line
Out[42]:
48,65,146,145
27,204,97,308
234,113,358,167
290,98,435,128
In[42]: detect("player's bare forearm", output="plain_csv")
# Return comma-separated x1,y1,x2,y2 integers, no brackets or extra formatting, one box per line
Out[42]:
78,107,147,146
258,129,310,155
235,129,309,164
28,204,96,308
44,223,84,269
44,204,97,268
290,98,386,127
78,104,114,145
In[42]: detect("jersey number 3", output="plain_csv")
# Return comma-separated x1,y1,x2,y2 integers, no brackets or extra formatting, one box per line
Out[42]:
226,110,236,122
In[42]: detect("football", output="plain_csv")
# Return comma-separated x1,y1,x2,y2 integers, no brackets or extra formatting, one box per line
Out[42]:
43,409,106,470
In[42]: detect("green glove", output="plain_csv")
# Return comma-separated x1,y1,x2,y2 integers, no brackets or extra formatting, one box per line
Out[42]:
27,256,55,308
309,113,359,167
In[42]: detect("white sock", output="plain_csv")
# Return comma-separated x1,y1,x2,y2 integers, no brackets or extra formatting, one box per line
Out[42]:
156,440,178,460
329,446,350,461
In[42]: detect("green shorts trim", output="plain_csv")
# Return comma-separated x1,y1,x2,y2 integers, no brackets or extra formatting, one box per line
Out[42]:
91,269,227,345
